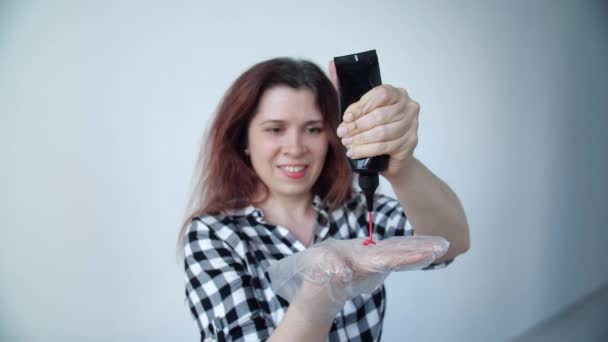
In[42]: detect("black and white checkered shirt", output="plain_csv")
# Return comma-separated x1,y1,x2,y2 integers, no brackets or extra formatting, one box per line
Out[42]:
184,191,453,341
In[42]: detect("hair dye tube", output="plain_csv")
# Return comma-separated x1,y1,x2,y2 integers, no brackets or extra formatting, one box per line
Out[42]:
333,50,388,214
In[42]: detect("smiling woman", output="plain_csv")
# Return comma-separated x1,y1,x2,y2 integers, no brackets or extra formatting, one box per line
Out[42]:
179,57,467,341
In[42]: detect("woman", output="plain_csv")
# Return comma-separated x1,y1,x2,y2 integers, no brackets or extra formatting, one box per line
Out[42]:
180,57,470,341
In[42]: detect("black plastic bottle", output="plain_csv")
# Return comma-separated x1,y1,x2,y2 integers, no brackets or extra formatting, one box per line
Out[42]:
333,50,388,215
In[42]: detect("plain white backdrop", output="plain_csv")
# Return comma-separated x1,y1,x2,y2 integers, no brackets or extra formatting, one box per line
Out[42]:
1,1,607,341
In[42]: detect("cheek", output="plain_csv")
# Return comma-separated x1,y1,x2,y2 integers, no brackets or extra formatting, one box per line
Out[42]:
249,137,280,164
313,136,330,160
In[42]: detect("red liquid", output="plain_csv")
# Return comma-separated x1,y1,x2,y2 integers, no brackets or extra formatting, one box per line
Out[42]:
363,211,376,246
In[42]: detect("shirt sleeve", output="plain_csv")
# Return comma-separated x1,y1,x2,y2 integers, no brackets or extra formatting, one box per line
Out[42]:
354,192,455,270
370,192,414,238
184,217,274,341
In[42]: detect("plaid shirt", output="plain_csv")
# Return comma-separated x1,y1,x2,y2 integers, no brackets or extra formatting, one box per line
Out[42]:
184,192,453,341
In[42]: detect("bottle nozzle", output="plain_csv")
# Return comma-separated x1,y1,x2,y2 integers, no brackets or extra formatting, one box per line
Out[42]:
357,173,379,213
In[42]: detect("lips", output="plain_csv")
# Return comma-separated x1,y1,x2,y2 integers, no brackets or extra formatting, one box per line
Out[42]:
278,164,308,179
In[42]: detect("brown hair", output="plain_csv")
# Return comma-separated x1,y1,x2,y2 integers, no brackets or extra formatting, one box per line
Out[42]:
178,58,353,245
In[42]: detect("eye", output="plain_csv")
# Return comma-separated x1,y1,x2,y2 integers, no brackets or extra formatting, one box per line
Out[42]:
265,126,283,134
307,126,324,134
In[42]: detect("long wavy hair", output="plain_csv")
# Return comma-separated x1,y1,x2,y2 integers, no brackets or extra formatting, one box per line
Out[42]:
178,58,354,246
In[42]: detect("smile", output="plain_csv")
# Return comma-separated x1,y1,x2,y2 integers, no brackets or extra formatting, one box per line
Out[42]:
278,165,308,179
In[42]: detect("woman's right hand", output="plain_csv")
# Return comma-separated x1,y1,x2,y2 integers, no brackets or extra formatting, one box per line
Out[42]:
267,236,449,322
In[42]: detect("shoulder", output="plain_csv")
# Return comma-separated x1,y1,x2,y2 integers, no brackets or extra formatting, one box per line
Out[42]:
187,204,258,234
185,211,249,252
187,212,234,235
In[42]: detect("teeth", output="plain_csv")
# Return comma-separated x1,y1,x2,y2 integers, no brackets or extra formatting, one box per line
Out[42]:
281,166,305,173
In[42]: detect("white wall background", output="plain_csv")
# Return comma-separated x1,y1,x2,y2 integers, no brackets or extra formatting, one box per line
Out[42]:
1,1,607,341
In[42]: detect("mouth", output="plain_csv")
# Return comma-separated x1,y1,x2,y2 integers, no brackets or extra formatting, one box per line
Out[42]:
277,164,309,179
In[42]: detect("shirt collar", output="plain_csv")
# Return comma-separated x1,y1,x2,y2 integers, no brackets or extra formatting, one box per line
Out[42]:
226,194,328,222
312,194,325,212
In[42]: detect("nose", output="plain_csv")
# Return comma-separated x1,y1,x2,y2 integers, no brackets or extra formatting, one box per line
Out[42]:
282,130,307,156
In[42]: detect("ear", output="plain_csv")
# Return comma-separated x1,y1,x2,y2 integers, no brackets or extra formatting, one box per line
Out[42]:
328,60,339,91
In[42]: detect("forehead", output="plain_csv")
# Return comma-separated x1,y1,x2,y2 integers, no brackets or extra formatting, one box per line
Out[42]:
253,86,323,122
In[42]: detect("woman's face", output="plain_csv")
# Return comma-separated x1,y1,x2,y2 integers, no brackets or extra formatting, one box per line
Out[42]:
247,86,329,201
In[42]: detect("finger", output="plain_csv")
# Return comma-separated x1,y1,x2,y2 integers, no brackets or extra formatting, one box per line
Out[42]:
381,236,450,257
360,248,433,271
369,243,438,270
389,251,436,271
343,86,408,123
341,101,365,123
336,122,353,138
346,133,410,159
328,60,339,91
337,102,404,138
336,102,366,138
358,85,404,115
344,103,409,138
341,120,407,147
358,100,409,130
350,237,437,273
409,236,450,257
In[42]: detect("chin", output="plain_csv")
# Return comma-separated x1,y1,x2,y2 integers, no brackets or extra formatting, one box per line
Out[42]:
273,185,313,198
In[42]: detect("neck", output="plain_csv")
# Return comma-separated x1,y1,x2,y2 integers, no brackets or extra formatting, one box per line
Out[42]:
257,192,314,223
252,188,317,246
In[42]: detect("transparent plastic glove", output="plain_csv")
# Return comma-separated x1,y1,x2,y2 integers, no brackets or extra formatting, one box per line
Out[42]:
268,235,449,322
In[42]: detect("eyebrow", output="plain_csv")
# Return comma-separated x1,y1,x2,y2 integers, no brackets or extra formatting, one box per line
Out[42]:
260,119,324,125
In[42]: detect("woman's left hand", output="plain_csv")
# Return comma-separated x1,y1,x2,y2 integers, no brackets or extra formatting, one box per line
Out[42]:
335,83,420,180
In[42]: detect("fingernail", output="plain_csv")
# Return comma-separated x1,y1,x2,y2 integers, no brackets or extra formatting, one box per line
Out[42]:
336,126,348,137
343,112,354,122
346,148,353,157
342,137,353,146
